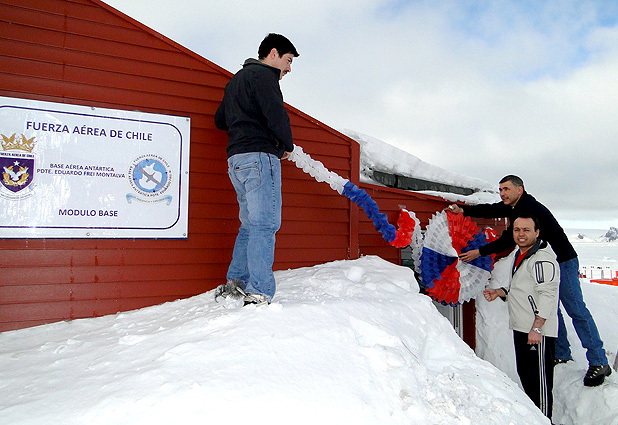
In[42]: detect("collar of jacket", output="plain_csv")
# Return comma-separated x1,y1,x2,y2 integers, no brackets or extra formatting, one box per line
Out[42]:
242,58,281,79
510,190,529,210
511,239,548,276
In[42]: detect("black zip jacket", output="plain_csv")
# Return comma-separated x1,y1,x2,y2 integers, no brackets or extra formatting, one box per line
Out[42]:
214,58,294,159
462,191,577,263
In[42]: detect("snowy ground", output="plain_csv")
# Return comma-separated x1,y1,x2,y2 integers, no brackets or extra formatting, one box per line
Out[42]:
1,251,616,424
1,256,550,425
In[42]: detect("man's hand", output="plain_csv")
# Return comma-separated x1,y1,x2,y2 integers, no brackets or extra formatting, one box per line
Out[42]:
483,289,501,302
459,249,480,262
528,316,546,345
282,151,292,160
528,329,542,345
447,204,463,214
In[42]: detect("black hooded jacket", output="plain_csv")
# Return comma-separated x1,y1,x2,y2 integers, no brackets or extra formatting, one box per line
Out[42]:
462,191,577,263
215,58,294,159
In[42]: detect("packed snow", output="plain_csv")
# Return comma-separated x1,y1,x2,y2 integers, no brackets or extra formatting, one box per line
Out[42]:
0,256,544,424
1,250,617,425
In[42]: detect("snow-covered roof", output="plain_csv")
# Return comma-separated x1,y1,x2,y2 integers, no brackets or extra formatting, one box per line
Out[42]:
342,129,500,205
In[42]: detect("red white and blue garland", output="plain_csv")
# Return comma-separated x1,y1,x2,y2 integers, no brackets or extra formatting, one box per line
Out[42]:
289,145,496,304
419,210,498,305
288,145,419,248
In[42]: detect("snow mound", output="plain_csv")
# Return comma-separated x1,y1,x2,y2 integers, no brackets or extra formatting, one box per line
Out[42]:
0,256,548,425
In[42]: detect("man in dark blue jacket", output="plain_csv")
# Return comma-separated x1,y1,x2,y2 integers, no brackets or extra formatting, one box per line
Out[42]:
214,33,298,306
449,175,611,387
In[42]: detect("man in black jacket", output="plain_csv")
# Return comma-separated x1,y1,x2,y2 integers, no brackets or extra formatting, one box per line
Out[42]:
449,175,611,386
214,33,298,306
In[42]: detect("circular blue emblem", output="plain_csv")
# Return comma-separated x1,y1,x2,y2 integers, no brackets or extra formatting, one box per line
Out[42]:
127,154,172,199
132,158,168,193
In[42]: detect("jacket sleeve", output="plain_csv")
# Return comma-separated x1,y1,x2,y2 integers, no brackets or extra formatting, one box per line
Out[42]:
462,202,511,219
463,202,515,257
528,201,576,262
529,252,560,320
214,99,228,131
253,73,294,153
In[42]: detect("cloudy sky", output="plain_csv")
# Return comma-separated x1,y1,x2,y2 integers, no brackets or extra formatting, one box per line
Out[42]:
104,0,618,230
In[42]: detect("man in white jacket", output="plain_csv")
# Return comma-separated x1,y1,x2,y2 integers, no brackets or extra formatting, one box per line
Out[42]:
484,214,560,421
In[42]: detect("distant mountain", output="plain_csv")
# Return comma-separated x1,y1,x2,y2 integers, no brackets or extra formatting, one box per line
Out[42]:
568,233,596,243
599,227,618,242
567,227,618,243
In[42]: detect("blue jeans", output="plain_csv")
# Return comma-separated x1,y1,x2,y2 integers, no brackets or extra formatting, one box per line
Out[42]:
226,152,282,301
555,257,607,365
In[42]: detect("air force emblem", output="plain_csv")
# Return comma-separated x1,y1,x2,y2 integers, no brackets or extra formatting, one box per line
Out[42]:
1,133,36,197
1,158,34,192
127,154,173,204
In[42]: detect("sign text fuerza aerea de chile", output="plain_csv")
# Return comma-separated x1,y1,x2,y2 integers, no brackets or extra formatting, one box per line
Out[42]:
26,121,153,140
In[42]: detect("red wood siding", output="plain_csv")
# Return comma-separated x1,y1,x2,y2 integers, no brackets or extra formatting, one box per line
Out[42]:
0,0,356,332
280,110,358,268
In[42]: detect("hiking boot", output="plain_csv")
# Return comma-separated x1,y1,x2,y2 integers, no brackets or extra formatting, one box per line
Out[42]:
583,364,612,387
243,293,269,306
553,358,572,366
214,279,247,302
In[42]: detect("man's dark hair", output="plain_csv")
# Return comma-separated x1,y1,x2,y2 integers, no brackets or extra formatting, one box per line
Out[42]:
514,213,540,231
258,33,299,59
500,174,524,189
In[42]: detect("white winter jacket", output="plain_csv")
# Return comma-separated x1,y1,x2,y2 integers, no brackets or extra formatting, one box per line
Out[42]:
506,241,560,337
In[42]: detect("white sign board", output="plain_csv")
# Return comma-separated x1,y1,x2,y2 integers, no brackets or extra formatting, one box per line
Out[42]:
0,96,190,238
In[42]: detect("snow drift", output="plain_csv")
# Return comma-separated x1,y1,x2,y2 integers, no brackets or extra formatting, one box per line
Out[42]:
0,256,549,425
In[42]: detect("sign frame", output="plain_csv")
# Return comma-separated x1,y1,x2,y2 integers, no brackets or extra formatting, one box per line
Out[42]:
0,96,191,239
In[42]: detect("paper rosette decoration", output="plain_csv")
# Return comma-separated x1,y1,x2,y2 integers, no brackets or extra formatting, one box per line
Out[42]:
390,208,420,249
419,210,497,305
406,210,423,272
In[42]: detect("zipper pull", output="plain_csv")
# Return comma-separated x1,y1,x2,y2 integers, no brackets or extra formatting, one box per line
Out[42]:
528,295,539,315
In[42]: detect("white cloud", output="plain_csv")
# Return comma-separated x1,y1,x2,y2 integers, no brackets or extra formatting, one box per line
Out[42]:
104,0,618,228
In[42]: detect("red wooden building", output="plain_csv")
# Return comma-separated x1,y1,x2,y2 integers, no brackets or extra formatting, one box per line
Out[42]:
0,0,502,346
